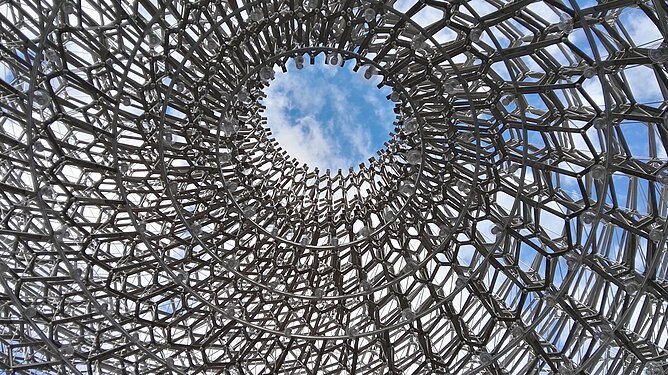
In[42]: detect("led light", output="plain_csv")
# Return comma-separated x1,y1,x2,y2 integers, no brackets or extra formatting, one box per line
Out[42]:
33,89,52,109
478,352,492,364
60,345,75,356
205,37,218,51
403,258,418,273
405,149,421,165
469,27,482,43
590,165,607,180
649,227,664,242
383,207,396,221
33,140,47,152
411,35,427,51
626,280,640,294
404,118,418,133
250,7,264,22
401,308,416,321
443,78,458,94
500,94,515,106
23,306,37,318
657,167,668,184
363,65,376,79
260,66,275,82
363,8,376,23
243,206,257,218
146,30,162,48
543,294,557,307
303,0,317,12
328,52,340,65
510,324,524,338
294,55,305,69
238,90,251,104
580,210,597,225
190,221,203,236
649,44,668,63
593,117,607,129
357,226,371,238
557,14,573,33
312,287,325,299
399,181,415,195
583,66,596,79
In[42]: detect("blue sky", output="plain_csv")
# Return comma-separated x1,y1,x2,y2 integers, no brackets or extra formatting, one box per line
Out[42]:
261,54,395,172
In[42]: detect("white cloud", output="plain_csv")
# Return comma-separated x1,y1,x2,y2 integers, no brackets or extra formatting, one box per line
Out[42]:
261,58,394,172
622,9,663,47
625,65,662,103
269,115,351,169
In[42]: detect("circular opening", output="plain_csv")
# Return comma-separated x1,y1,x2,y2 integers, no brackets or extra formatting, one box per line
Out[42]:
261,54,396,172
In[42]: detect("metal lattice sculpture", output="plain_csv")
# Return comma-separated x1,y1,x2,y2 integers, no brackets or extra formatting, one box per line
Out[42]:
0,0,668,373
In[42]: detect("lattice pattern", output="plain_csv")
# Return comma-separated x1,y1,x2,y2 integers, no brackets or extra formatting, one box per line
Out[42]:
0,0,668,373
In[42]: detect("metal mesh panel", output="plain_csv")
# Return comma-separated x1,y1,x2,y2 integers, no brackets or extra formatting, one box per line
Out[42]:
0,0,667,373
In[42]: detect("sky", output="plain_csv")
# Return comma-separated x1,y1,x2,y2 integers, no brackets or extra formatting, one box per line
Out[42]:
261,54,395,172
